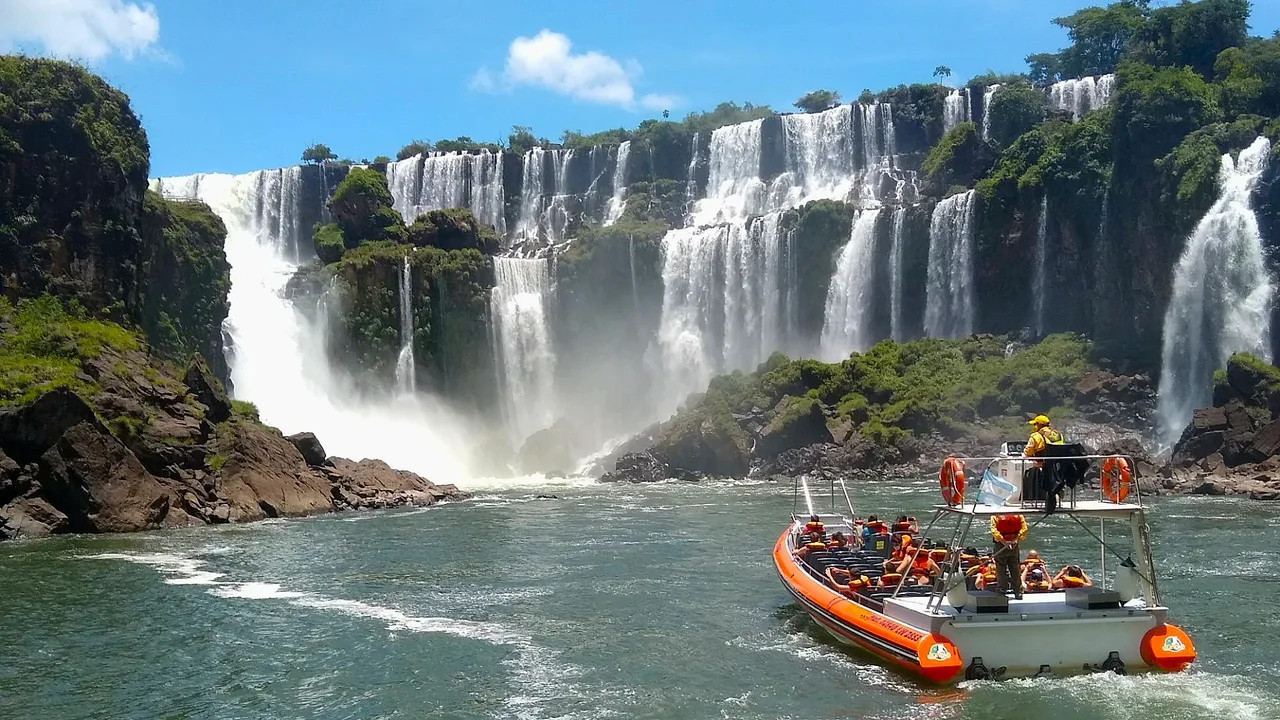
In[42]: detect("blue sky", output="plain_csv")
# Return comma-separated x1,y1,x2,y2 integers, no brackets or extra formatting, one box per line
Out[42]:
5,0,1280,177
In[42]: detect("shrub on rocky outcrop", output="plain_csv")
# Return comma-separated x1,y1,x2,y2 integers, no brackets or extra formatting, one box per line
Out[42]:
922,122,995,196
406,208,501,254
313,222,346,264
329,167,406,247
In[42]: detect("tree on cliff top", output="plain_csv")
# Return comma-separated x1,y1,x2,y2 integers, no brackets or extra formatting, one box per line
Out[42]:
794,90,841,114
933,66,953,79
507,125,539,155
986,82,1048,148
301,143,336,164
396,140,432,160
328,167,405,247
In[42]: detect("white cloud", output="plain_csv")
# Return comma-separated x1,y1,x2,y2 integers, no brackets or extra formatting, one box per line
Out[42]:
0,0,160,61
475,30,677,111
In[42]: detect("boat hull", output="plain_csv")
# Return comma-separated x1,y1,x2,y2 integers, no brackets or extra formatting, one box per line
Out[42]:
773,530,1195,682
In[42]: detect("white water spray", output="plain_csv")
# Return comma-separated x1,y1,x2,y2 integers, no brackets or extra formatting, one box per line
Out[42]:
820,209,882,359
395,254,416,395
604,141,631,226
889,207,907,341
924,190,977,339
1157,136,1275,444
981,84,1001,140
1048,74,1115,121
491,257,557,443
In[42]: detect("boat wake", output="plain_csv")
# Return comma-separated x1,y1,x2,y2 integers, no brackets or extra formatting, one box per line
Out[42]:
84,549,592,720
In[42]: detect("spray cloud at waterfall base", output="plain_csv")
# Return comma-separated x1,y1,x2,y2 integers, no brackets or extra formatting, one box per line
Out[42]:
152,170,498,485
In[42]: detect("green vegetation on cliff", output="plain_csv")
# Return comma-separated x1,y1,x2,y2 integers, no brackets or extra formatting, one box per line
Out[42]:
138,191,231,375
329,167,406,248
407,208,501,254
0,296,139,406
656,334,1095,469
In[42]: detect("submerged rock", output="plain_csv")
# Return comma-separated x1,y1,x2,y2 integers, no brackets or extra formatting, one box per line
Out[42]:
600,452,670,483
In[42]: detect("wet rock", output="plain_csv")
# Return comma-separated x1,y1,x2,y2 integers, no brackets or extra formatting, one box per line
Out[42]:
286,432,328,467
756,396,833,458
213,421,334,522
183,354,231,423
654,417,750,477
1074,371,1155,425
37,421,176,533
1192,480,1227,496
600,452,669,483
325,457,467,510
0,497,69,539
1251,419,1280,458
0,388,98,464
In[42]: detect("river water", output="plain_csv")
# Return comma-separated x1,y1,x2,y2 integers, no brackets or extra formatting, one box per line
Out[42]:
2,476,1277,720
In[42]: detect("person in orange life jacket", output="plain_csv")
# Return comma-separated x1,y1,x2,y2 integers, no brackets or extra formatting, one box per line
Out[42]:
825,532,849,549
974,560,999,590
826,567,871,597
896,544,942,584
861,515,888,545
1052,564,1093,589
1024,566,1052,593
1020,549,1048,575
803,514,826,536
990,513,1028,599
883,534,915,571
792,535,829,559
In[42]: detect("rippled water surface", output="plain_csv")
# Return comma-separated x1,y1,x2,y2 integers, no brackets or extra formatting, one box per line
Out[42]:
2,477,1277,719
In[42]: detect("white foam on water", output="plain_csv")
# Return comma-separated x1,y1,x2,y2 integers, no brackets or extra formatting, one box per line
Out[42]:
209,582,304,599
86,552,224,585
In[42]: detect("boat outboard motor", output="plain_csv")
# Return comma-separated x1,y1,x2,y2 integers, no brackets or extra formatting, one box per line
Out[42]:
1114,556,1140,603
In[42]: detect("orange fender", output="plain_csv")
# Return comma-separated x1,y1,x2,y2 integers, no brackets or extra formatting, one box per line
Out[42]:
1140,623,1196,672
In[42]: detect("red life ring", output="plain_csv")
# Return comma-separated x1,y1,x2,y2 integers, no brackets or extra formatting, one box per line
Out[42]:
1101,457,1132,503
940,457,966,506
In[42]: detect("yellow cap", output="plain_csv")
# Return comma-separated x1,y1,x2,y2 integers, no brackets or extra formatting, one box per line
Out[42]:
1029,414,1050,426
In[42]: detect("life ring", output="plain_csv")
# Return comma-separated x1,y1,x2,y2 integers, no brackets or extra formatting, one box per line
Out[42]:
940,457,966,506
1101,457,1132,503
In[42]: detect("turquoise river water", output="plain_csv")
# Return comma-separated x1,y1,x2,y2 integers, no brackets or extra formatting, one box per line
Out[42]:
2,476,1277,719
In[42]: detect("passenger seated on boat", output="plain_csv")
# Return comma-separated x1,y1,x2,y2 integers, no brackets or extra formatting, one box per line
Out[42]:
959,547,981,571
793,536,829,559
974,561,999,590
878,572,904,589
892,515,911,533
907,516,921,534
825,532,849,549
1023,566,1052,593
826,567,872,597
896,548,941,584
861,515,888,544
1020,549,1048,574
882,534,914,571
804,515,826,536
1052,564,1093,589
928,547,950,565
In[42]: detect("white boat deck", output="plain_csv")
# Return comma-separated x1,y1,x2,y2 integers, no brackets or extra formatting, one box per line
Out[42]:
883,591,1156,629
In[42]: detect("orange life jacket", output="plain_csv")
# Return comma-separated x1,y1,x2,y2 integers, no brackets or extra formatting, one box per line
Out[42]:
804,541,826,552
879,573,903,588
826,537,847,549
1061,574,1087,588
994,514,1025,542
867,521,889,535
911,554,934,577
892,521,911,533
804,521,825,534
981,564,998,583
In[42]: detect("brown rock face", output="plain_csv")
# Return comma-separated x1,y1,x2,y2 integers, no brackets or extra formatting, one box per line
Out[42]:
213,422,334,522
324,457,466,510
37,421,180,533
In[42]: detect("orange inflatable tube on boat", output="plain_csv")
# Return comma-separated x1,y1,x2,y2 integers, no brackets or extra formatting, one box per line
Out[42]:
1140,623,1196,672
773,531,963,683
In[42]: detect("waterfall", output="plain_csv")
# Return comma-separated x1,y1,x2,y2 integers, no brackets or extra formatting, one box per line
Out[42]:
1034,195,1048,335
604,141,631,226
981,84,1001,140
385,151,506,234
694,120,766,224
684,132,701,216
1157,136,1275,444
491,257,557,442
924,190,977,338
395,255,416,395
820,209,882,359
516,148,574,245
782,104,855,201
889,207,907,340
656,215,792,413
944,88,971,133
149,168,476,481
628,232,640,318
1048,74,1115,121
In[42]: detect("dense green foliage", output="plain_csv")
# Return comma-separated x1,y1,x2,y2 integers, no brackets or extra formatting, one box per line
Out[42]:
328,168,406,247
396,140,432,161
313,223,346,264
922,123,994,194
986,82,1048,147
794,90,841,113
406,208,501,254
1111,62,1223,167
659,334,1095,456
507,126,539,155
0,296,140,406
301,143,336,164
138,191,231,370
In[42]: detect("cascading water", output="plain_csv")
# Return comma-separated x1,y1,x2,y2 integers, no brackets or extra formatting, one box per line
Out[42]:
604,141,631,226
981,84,1001,140
385,151,506,234
516,148,575,245
1157,136,1275,444
395,255,417,395
819,209,882,359
150,169,478,482
1048,74,1115,121
782,104,855,201
695,120,766,224
684,132,701,217
490,257,558,444
943,88,971,133
889,207,907,341
924,190,977,339
1034,195,1048,336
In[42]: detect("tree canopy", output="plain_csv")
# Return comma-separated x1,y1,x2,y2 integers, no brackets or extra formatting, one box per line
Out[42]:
301,143,336,164
396,140,432,161
794,90,841,114
328,167,406,247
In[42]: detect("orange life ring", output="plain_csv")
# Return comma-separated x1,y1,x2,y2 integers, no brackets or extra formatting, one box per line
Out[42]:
940,457,966,506
1101,457,1132,502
